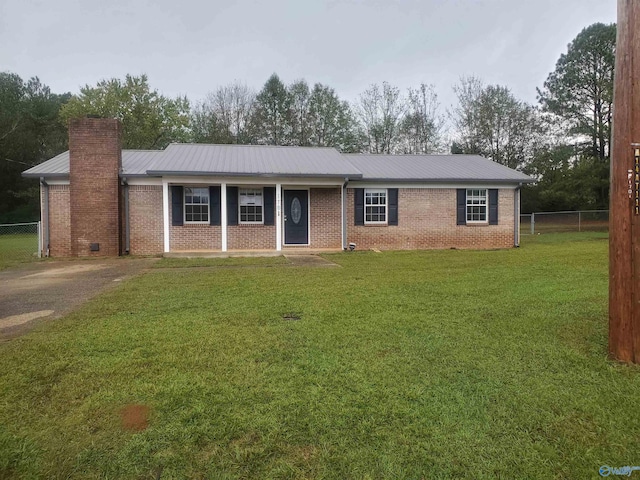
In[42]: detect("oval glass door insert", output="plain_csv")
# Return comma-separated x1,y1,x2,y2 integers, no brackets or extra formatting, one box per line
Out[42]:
291,197,302,224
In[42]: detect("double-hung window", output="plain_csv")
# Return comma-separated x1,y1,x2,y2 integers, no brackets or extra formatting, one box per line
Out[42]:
184,187,209,223
365,189,387,224
239,188,263,223
466,189,488,223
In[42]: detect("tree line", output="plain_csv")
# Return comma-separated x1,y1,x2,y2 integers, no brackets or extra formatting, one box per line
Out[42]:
0,22,615,222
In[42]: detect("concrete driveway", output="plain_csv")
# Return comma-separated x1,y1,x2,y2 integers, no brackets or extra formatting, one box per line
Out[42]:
0,258,157,340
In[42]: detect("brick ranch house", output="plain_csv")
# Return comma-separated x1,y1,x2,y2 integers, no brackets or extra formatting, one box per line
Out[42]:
23,118,533,257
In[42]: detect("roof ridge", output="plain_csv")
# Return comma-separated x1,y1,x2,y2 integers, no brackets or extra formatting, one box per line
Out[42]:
342,153,484,157
167,143,337,150
123,149,163,152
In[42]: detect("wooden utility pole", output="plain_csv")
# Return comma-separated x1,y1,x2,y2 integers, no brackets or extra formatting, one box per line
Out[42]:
610,0,640,363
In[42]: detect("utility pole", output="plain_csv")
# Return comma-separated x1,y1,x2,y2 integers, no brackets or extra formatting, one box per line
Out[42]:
610,0,640,363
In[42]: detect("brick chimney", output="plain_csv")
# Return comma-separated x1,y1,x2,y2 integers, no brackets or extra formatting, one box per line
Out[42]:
69,117,122,256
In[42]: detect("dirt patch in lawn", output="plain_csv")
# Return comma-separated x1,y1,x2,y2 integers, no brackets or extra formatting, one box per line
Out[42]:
120,404,151,431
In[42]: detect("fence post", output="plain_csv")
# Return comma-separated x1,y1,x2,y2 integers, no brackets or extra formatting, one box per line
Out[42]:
531,212,535,235
578,211,581,232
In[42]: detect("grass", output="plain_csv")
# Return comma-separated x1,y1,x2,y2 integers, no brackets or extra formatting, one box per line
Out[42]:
0,232,637,479
0,233,39,270
154,256,289,268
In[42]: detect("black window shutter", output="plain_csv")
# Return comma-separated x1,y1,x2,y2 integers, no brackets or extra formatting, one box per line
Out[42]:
263,187,275,225
388,188,398,226
354,188,364,225
171,186,183,226
489,189,498,225
227,186,238,226
456,189,466,225
209,186,221,226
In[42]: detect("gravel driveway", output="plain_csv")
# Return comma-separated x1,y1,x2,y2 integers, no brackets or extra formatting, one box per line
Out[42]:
0,258,157,340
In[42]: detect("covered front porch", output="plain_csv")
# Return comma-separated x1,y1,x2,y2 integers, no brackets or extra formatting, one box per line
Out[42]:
160,178,347,253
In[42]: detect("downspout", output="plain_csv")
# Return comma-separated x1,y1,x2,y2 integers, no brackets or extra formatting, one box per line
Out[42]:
122,177,130,254
514,183,522,247
40,178,50,257
342,177,349,250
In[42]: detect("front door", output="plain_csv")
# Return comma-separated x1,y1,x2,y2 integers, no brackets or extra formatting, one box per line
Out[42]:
284,190,309,245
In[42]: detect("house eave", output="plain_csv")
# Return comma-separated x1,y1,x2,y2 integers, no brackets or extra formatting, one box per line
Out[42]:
22,172,68,179
145,170,363,179
350,177,535,185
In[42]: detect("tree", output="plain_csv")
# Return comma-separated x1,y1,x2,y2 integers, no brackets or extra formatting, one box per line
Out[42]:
537,23,616,160
190,101,230,144
307,83,362,152
289,80,311,146
522,144,610,212
399,83,444,154
523,23,617,212
451,76,541,170
356,82,406,154
59,74,190,149
251,74,292,145
192,81,255,144
0,72,70,221
450,76,485,154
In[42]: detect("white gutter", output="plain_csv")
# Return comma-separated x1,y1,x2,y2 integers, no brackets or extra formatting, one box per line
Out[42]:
122,177,130,254
342,178,348,250
40,178,50,257
514,183,522,247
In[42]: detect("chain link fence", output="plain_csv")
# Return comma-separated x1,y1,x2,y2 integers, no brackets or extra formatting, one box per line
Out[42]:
0,222,41,266
520,210,609,235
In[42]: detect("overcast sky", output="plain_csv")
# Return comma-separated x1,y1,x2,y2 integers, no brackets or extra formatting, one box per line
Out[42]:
1,0,616,114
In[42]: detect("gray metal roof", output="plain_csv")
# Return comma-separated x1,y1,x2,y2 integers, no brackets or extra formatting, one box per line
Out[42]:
22,150,164,178
343,154,534,184
23,145,533,184
146,143,361,177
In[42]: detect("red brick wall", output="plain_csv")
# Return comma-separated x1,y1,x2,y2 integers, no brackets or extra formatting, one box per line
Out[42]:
310,188,342,248
69,118,122,256
46,181,516,255
170,224,222,251
46,185,71,257
169,187,221,250
228,225,276,250
346,188,515,250
128,185,164,255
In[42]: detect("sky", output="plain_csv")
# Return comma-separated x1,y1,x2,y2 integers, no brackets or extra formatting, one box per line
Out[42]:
0,0,616,113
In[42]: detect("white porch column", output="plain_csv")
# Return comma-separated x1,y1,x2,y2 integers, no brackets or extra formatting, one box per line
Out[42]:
221,183,227,252
341,181,347,250
162,180,170,253
275,183,282,251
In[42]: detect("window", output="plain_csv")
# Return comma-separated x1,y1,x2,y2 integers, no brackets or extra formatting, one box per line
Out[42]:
239,188,263,223
184,187,209,223
466,189,487,223
365,189,387,224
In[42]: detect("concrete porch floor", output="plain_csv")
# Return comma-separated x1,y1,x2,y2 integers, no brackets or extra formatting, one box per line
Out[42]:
164,248,343,258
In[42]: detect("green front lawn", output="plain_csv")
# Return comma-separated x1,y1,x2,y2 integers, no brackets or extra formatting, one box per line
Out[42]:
1,232,637,479
0,233,39,270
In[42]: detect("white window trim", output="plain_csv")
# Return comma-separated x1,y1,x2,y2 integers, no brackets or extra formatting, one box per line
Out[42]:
239,187,264,225
364,188,388,225
466,188,488,224
184,186,210,224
